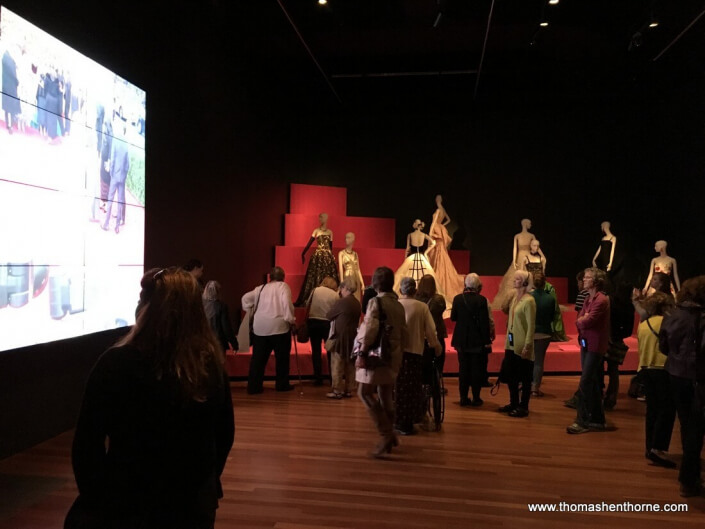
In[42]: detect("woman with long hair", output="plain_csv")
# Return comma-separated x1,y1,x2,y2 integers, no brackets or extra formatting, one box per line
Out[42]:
67,267,235,528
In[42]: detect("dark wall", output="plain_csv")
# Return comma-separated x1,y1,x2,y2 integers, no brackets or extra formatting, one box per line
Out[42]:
1,1,704,457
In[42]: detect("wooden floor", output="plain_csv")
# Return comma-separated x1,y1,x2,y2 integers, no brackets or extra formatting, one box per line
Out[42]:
1,375,704,528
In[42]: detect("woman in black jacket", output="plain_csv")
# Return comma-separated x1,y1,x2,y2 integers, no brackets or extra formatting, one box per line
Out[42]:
451,273,493,407
67,268,235,528
659,275,705,497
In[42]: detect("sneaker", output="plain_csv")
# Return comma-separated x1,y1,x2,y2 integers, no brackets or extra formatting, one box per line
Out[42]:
326,392,343,399
566,422,590,434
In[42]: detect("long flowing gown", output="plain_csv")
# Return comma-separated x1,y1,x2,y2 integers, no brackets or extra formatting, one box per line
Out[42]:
393,244,438,295
491,234,533,309
296,234,339,306
426,210,464,307
339,249,363,302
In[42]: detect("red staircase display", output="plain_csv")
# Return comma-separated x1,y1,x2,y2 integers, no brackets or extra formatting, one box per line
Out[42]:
227,183,634,379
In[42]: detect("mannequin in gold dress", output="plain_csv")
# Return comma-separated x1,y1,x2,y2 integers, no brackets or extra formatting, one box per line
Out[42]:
296,213,339,306
426,194,465,307
338,232,365,302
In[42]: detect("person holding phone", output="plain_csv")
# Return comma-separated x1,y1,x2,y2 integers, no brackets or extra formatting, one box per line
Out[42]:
567,268,611,434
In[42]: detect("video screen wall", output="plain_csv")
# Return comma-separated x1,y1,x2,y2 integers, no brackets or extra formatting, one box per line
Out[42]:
0,7,145,352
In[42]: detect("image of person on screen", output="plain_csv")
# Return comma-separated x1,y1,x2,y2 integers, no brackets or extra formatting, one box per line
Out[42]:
102,117,130,234
44,69,64,143
98,104,113,211
2,43,21,135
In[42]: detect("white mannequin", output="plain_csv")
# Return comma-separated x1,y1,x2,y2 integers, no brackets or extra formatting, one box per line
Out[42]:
406,219,436,256
524,239,547,274
513,219,544,270
643,240,680,293
338,232,365,301
592,221,616,272
429,195,451,249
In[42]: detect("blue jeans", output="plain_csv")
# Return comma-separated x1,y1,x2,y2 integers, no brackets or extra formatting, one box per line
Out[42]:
576,350,605,426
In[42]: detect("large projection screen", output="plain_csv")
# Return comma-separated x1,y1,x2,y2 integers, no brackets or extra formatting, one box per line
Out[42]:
0,7,145,352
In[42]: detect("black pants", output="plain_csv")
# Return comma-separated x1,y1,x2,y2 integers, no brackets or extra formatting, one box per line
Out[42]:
248,332,291,392
458,350,485,401
641,369,676,453
603,358,620,408
576,350,606,427
505,350,533,410
671,375,705,487
307,318,330,382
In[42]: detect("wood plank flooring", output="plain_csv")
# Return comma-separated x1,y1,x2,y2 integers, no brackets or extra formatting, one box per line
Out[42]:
1,375,704,528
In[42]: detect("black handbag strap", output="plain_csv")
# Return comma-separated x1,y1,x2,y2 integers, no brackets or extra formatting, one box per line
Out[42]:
645,317,660,339
252,283,266,319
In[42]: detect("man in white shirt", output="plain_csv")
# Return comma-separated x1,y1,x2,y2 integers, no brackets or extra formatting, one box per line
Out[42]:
242,266,296,394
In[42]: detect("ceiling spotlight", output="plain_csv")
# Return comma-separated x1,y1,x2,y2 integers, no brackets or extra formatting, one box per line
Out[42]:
318,0,327,5
548,0,560,5
648,19,659,28
540,21,549,27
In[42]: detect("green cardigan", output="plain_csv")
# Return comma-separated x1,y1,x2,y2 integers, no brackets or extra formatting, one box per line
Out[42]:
505,293,537,360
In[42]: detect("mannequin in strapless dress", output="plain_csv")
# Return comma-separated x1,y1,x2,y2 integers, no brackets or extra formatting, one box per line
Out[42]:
296,212,339,306
393,219,439,295
592,221,616,272
643,240,680,295
492,219,544,309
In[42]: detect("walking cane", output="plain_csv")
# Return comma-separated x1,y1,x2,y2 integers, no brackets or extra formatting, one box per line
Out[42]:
291,329,304,396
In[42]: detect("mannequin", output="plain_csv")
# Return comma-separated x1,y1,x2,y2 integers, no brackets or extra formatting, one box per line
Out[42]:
338,232,365,302
592,221,616,272
393,220,439,294
426,194,465,306
492,219,544,309
523,239,546,275
295,212,339,306
643,240,680,295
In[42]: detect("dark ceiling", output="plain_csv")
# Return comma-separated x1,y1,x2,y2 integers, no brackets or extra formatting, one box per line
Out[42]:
235,0,705,106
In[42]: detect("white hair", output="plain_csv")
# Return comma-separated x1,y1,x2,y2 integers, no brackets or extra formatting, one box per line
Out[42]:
464,273,482,290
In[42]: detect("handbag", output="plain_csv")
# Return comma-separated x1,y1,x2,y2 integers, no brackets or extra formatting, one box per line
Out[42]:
353,297,392,368
604,339,628,365
249,283,265,343
491,351,514,396
324,320,338,353
296,293,312,343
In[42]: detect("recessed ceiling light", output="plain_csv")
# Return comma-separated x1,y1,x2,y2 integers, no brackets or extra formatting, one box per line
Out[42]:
649,20,659,28
540,21,549,27
318,0,327,5
549,0,560,5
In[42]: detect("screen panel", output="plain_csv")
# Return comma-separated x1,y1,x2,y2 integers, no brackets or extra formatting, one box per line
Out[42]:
0,7,145,352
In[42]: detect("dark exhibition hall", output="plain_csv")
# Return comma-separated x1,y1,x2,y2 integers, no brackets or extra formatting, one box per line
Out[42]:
1,1,705,527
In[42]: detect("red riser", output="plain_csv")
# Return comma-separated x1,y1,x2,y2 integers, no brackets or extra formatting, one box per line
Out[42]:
225,335,639,377
284,214,396,248
290,183,347,216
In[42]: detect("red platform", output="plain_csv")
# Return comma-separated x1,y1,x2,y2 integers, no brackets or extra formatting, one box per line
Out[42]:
231,183,613,379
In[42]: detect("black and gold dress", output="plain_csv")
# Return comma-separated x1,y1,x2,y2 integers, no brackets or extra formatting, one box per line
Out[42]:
296,234,339,306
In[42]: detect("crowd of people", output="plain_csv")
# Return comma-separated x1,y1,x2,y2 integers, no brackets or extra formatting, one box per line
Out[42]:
63,259,705,526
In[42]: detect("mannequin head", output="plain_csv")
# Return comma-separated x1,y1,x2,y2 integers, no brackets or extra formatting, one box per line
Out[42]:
521,218,532,230
413,219,425,230
655,240,668,253
530,239,541,254
435,194,443,206
601,221,611,233
345,232,355,246
318,213,328,226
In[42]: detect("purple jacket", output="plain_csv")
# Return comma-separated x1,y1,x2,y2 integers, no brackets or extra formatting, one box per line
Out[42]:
576,291,610,354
